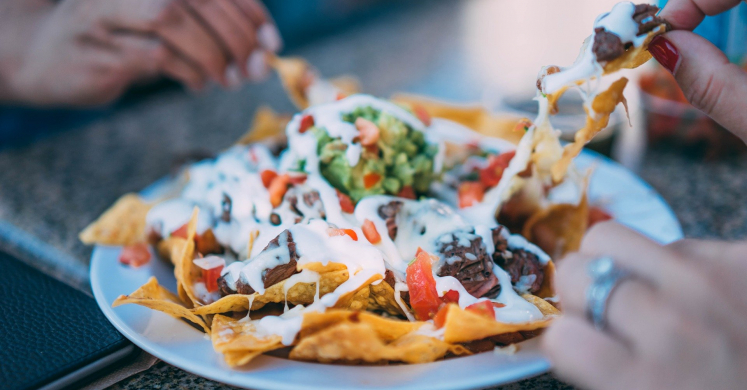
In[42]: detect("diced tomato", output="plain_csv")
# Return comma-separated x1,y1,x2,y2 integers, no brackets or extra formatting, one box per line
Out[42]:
513,118,533,133
466,300,496,319
171,223,189,239
268,174,290,207
336,190,356,213
412,104,432,126
397,185,416,199
458,182,485,208
287,171,308,185
415,247,426,257
588,206,613,228
433,304,450,329
260,169,278,188
355,117,380,146
361,219,381,244
442,290,460,304
406,250,442,321
479,151,516,188
492,302,506,309
298,114,315,134
193,256,225,293
363,173,381,189
336,92,346,101
119,243,151,268
328,228,358,241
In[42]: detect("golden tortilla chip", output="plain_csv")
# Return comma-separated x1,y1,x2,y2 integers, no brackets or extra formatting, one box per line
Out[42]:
522,294,561,316
211,314,285,367
368,280,406,316
535,260,556,300
112,276,209,333
441,304,554,344
79,194,151,246
603,25,668,74
523,194,589,258
330,76,361,98
551,77,628,182
235,106,290,146
299,310,422,342
291,321,468,364
391,93,524,144
268,56,314,109
191,268,351,315
172,208,201,308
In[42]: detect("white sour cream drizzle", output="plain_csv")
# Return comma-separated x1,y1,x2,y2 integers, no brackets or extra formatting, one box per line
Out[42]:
540,1,656,95
147,93,556,346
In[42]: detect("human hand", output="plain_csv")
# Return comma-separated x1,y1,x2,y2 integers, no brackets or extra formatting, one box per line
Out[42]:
542,222,747,390
0,0,282,106
649,0,747,140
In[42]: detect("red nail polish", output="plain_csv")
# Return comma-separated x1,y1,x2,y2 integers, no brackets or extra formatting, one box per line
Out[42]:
648,36,680,74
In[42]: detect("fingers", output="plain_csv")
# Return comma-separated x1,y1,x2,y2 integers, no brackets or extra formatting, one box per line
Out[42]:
555,252,668,354
579,222,745,343
542,316,635,390
659,0,743,30
230,0,282,52
182,0,257,80
648,31,747,142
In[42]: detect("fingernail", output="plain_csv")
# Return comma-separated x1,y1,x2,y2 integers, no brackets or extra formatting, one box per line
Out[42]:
225,64,242,89
257,23,283,53
247,50,269,81
648,35,680,74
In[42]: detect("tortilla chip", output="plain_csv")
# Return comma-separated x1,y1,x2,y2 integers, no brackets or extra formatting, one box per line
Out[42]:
79,194,151,246
391,93,523,144
268,56,314,109
551,77,628,182
522,194,589,258
172,208,202,307
368,281,406,316
192,269,351,315
603,25,668,74
299,310,422,341
441,304,554,344
112,276,209,333
235,106,290,146
291,321,467,364
522,294,561,316
535,260,556,300
211,314,285,367
330,76,361,97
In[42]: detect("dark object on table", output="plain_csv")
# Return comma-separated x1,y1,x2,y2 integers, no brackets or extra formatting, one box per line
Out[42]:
0,251,136,390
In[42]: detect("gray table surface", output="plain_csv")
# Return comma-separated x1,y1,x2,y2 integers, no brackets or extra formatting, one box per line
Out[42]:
2,0,746,389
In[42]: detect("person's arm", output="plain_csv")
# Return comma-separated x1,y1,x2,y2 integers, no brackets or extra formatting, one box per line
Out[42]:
650,0,747,139
0,0,282,107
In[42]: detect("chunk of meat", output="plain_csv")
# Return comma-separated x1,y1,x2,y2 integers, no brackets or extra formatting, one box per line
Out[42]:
217,230,300,296
592,4,669,63
436,232,499,298
491,226,544,294
377,201,403,240
272,185,326,225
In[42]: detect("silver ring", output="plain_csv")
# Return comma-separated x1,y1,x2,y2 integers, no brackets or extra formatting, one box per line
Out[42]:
585,256,634,331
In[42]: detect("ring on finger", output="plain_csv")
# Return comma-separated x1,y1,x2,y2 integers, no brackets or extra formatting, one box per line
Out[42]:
585,256,636,331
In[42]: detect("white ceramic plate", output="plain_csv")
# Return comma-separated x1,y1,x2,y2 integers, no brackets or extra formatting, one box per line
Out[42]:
90,151,683,390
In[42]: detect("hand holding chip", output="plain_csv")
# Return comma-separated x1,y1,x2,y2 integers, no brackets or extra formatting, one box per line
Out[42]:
0,0,282,106
650,0,747,140
543,221,747,390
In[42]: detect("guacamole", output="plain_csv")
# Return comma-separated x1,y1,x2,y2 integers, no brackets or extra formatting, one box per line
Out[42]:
310,106,439,203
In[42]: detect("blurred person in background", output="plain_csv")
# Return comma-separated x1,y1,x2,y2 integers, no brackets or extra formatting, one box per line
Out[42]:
0,0,281,107
543,0,747,389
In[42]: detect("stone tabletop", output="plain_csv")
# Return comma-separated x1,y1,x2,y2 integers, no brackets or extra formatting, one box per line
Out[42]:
1,0,746,389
